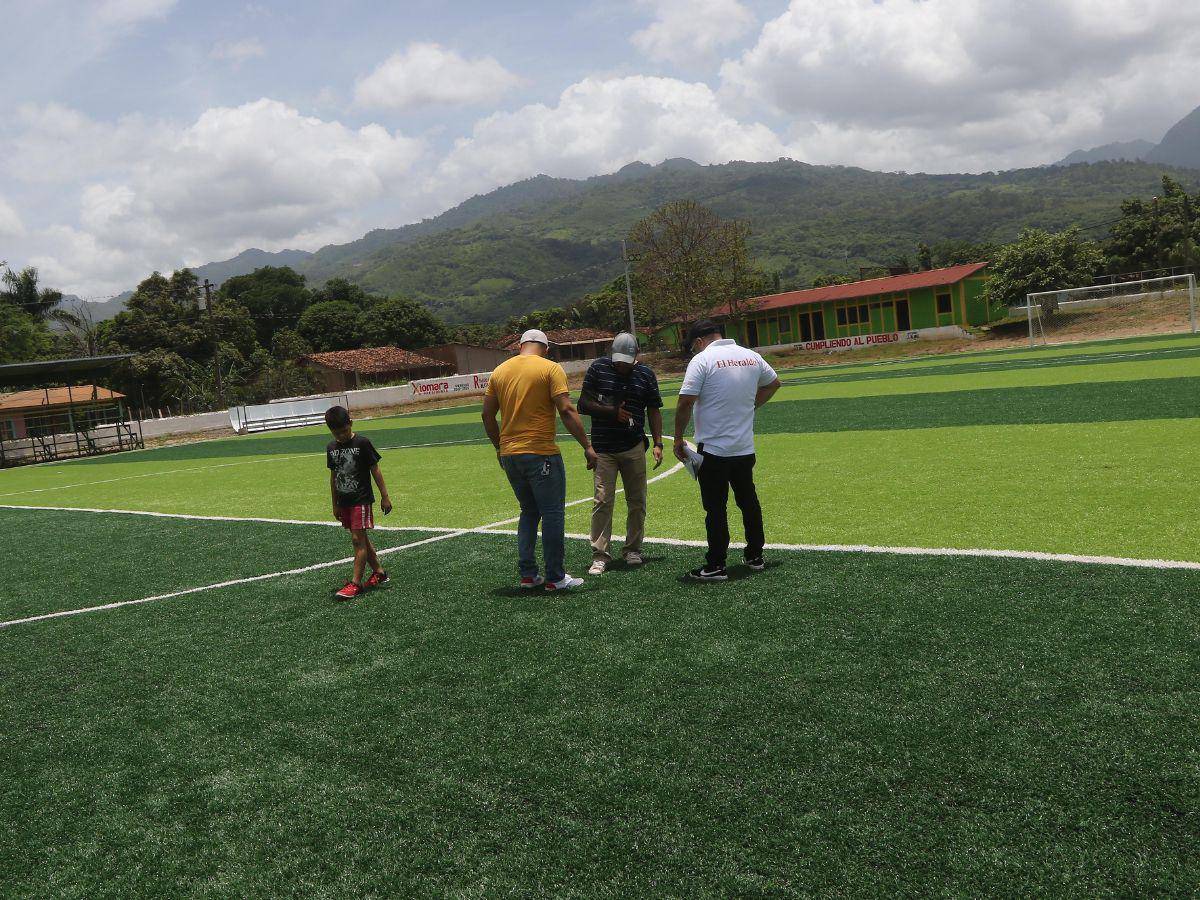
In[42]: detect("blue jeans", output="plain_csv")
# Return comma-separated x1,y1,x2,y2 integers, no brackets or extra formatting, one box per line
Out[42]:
500,453,567,583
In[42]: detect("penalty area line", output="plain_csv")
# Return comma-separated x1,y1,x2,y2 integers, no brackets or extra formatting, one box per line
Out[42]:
0,530,466,630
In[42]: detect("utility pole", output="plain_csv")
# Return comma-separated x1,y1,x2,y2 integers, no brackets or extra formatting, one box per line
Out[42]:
203,279,226,408
622,239,637,334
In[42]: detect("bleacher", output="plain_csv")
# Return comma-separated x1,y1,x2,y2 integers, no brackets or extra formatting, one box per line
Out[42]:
229,394,349,434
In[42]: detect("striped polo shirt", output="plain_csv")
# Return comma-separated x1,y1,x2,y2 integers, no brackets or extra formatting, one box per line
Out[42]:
580,357,663,453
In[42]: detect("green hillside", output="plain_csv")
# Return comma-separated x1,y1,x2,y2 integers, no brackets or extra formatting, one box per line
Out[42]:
300,158,1198,323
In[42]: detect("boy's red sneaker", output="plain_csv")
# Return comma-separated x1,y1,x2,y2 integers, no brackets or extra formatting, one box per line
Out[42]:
365,570,389,588
335,581,363,600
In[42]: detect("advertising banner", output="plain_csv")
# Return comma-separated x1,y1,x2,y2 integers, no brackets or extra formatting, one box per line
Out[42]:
790,331,919,353
406,371,492,400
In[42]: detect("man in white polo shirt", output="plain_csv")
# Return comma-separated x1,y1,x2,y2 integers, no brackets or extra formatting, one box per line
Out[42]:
672,319,782,581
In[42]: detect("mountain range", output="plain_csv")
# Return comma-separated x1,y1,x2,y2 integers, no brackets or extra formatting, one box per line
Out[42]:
1053,104,1200,168
75,104,1200,325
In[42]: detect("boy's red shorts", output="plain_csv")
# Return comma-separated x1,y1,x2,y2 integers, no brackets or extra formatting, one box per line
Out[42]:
336,504,374,531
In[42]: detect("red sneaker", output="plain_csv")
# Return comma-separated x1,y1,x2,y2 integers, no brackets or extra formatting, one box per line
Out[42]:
365,570,389,588
335,581,363,600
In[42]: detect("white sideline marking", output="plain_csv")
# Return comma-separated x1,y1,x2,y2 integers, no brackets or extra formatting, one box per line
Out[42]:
475,528,1200,571
0,436,495,499
782,345,1200,385
0,530,463,629
0,459,688,532
0,503,460,532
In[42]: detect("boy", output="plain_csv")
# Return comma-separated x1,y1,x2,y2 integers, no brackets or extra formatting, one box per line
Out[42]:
325,405,393,600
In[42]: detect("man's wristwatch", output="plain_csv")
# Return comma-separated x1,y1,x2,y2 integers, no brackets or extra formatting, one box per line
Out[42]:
653,441,664,449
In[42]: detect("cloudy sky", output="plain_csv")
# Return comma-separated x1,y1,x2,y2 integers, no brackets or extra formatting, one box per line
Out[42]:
1,0,1197,297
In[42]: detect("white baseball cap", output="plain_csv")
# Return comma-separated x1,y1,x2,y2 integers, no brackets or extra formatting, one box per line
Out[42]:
520,329,549,347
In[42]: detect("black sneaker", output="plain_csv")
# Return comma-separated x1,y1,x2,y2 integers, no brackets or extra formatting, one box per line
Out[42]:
745,556,765,572
688,565,728,582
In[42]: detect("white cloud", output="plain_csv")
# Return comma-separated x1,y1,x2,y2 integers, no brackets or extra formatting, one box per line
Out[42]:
632,0,755,66
11,100,425,295
210,38,266,65
437,75,786,196
93,0,176,28
721,0,1200,170
0,196,26,239
353,42,525,111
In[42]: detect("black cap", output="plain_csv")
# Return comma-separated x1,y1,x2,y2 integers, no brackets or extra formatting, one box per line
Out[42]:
684,319,722,351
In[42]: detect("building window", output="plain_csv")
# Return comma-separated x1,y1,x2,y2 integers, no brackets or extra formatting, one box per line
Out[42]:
778,315,791,336
859,304,869,323
837,307,848,326
0,419,14,441
936,292,953,316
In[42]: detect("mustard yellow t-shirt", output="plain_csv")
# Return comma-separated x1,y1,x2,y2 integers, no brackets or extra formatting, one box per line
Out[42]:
486,354,569,456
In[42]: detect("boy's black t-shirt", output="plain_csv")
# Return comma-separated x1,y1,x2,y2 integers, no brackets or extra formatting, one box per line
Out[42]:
326,434,382,506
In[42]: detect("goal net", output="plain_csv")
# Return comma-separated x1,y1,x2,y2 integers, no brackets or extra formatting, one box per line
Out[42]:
1026,274,1197,347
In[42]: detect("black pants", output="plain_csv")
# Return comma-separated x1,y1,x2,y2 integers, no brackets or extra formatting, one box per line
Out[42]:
697,449,764,567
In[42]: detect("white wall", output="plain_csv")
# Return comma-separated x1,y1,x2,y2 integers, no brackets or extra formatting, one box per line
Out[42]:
140,410,230,439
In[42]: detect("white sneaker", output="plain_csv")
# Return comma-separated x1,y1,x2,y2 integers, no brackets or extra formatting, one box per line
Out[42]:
545,574,584,591
588,559,607,575
519,575,545,589
624,551,643,566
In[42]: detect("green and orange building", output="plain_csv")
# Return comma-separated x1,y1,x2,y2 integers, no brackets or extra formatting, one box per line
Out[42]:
654,262,1003,352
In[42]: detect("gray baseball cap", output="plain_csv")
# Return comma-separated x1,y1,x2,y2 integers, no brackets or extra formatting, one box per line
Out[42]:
611,332,638,364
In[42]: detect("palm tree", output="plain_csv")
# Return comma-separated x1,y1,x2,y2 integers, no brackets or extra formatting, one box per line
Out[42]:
1,266,63,320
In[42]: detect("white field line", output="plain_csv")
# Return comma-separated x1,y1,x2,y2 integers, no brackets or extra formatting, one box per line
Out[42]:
0,530,464,629
483,459,686,527
780,344,1200,385
474,528,1200,572
0,503,460,533
0,460,686,532
0,460,689,627
0,436,496,499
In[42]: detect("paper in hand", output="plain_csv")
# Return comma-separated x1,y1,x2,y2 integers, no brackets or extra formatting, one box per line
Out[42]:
681,443,704,480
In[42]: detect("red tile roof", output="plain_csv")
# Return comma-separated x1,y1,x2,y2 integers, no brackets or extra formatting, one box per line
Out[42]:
499,328,616,351
302,347,451,374
717,263,989,315
0,385,125,413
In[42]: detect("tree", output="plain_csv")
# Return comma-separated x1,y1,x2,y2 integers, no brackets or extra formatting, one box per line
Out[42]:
359,296,448,349
916,242,933,271
312,278,374,308
811,273,856,288
0,303,53,364
931,239,998,268
298,301,362,351
626,200,753,330
1105,175,1199,274
53,302,103,357
1,266,63,320
219,266,312,343
447,322,507,346
271,328,312,361
981,227,1104,311
108,272,207,358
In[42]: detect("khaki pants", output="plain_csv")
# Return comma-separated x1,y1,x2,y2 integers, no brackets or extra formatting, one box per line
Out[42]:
590,444,648,561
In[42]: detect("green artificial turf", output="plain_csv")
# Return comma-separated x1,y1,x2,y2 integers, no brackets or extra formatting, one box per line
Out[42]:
598,419,1200,563
756,376,1200,434
0,508,436,621
2,530,1198,896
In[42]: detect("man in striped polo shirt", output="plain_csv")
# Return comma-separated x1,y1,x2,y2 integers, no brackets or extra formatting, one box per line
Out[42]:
578,333,664,575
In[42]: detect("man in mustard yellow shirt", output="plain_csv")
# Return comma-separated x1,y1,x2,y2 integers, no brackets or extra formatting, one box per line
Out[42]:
482,329,597,591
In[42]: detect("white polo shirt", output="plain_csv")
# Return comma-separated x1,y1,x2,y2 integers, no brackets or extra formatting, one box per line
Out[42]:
679,338,778,457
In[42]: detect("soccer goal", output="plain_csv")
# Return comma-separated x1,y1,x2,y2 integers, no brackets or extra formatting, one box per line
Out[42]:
1025,274,1197,347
